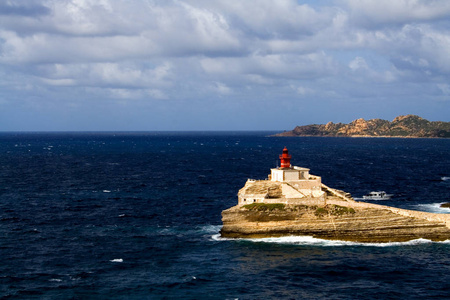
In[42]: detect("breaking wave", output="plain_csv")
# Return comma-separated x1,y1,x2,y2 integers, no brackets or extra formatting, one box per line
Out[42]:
212,235,449,247
200,225,222,235
414,203,450,214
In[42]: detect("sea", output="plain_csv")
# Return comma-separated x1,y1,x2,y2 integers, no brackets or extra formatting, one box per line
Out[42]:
0,132,449,299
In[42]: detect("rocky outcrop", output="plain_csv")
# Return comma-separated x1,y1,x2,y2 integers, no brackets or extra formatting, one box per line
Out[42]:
220,199,450,242
274,115,450,138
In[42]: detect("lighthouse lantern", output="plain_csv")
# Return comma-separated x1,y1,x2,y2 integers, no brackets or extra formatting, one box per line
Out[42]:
279,147,291,168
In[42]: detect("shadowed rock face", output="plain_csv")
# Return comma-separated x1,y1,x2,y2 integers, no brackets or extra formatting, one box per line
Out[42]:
221,201,450,243
274,115,450,138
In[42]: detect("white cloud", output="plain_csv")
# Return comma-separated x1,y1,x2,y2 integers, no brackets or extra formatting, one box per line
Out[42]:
33,62,173,90
291,85,314,96
40,78,76,86
212,82,232,95
343,0,450,27
349,56,369,71
348,56,399,83
106,88,167,100
0,0,449,130
437,83,450,95
245,74,274,85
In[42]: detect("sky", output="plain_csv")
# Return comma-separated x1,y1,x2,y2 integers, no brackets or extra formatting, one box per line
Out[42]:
0,0,449,131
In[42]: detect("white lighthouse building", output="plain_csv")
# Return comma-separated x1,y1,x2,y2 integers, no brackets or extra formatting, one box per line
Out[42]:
238,147,326,206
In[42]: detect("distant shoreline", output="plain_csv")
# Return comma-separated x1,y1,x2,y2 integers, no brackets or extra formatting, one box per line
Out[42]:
273,115,450,139
271,134,449,139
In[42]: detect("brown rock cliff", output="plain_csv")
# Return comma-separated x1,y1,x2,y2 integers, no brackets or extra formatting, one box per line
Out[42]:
221,199,450,243
275,115,450,138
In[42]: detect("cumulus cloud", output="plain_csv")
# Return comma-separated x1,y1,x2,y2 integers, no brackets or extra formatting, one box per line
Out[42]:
0,0,449,130
343,0,450,28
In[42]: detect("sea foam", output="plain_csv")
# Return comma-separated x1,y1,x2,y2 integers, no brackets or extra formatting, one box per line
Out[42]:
353,196,391,201
413,203,450,214
200,225,222,234
212,234,449,247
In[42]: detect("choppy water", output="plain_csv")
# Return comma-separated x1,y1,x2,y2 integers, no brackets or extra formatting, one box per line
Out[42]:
0,132,449,299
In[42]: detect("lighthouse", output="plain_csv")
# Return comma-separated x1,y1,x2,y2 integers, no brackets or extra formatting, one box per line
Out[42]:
237,147,325,205
271,147,311,182
279,147,291,168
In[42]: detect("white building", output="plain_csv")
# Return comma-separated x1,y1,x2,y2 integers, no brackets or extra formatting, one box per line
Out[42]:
238,148,325,206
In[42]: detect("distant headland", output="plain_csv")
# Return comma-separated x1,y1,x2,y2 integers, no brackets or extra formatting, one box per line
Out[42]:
273,115,450,138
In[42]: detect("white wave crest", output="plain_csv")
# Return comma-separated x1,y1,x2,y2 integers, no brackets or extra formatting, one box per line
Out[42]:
354,197,390,201
200,225,222,234
212,235,449,247
442,176,450,181
110,258,123,263
211,234,223,241
414,203,450,214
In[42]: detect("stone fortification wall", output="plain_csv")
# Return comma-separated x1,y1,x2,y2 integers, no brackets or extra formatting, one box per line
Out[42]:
287,180,322,196
282,183,307,198
322,184,354,202
238,179,327,206
260,197,326,206
239,194,326,206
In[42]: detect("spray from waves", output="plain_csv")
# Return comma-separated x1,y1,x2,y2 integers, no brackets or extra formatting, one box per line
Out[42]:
212,234,449,247
199,225,223,235
414,203,450,214
353,197,391,201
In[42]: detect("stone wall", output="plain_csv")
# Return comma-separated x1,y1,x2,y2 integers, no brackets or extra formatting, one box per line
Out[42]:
260,197,326,206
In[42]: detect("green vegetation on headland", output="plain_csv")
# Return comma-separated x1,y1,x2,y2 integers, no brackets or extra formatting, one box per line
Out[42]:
243,203,286,211
314,205,356,217
274,115,450,138
242,203,356,216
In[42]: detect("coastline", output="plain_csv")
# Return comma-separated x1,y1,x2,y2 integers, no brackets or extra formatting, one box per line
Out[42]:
272,115,450,138
272,133,449,139
221,197,450,243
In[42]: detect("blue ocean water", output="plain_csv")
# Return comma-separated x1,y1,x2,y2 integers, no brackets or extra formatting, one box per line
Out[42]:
0,132,449,299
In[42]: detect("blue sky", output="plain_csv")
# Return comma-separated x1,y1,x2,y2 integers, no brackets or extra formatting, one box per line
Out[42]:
1,0,449,131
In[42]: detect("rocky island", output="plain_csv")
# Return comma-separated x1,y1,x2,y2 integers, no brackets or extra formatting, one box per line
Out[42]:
220,148,450,243
274,115,450,138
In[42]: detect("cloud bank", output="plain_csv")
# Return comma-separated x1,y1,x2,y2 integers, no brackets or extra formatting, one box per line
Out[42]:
0,0,449,130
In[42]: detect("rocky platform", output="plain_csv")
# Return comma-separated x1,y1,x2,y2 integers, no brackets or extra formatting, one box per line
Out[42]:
220,198,450,243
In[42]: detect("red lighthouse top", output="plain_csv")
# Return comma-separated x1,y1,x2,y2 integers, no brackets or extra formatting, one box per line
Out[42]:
279,147,291,168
